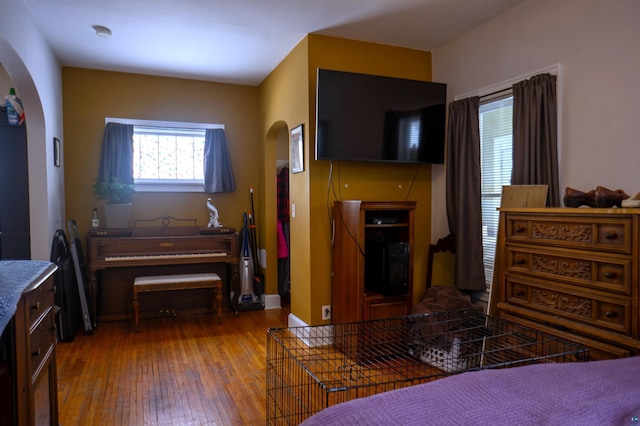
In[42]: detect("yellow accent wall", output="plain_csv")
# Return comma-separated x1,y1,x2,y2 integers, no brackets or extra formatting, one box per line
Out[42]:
259,35,435,325
62,35,435,326
62,68,260,246
258,39,311,320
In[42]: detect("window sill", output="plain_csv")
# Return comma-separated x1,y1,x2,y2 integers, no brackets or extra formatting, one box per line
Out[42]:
134,181,204,193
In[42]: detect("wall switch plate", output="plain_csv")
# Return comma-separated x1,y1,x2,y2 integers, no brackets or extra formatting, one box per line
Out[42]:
322,305,331,320
259,249,266,268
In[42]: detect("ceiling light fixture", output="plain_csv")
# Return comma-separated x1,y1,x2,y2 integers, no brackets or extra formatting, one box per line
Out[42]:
92,25,112,38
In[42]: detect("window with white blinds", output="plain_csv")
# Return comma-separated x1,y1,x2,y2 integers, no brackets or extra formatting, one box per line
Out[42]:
480,94,513,296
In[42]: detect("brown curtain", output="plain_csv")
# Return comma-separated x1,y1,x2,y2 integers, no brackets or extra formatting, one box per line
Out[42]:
512,73,559,206
445,96,486,292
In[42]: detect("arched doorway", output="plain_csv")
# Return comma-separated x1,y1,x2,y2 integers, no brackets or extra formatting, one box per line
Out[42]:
0,34,65,260
263,121,290,307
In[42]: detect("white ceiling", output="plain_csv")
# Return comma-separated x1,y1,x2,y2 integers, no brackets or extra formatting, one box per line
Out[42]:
22,0,525,86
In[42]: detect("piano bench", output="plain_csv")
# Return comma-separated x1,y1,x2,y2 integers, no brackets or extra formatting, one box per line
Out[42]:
133,272,222,332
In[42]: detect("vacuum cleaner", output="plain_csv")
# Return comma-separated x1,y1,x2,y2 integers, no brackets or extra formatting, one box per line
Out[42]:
234,211,263,312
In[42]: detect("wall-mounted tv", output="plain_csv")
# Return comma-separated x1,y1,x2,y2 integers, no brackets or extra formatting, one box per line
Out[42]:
315,69,447,164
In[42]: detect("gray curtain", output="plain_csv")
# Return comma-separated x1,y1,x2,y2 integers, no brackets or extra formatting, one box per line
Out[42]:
445,96,486,292
98,122,134,184
512,73,559,206
204,128,236,193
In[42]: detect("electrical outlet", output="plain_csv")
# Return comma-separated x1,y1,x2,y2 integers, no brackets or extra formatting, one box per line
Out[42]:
322,305,332,320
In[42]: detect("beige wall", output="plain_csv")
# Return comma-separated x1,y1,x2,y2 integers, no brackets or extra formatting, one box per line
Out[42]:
62,68,261,257
431,0,640,240
0,64,14,97
1,0,65,260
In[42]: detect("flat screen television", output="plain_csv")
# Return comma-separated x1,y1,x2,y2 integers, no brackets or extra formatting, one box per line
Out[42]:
315,69,447,164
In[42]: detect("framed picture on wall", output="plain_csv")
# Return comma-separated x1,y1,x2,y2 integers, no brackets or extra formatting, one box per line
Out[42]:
291,124,304,174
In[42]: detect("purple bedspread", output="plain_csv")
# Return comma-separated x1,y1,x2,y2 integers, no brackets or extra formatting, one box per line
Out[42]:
301,356,640,426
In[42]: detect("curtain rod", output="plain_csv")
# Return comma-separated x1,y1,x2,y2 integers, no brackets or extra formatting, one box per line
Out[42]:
105,117,224,130
479,87,512,100
454,63,560,101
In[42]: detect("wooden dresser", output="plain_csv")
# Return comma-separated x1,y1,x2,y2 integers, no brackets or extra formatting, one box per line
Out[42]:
0,261,58,425
491,208,640,360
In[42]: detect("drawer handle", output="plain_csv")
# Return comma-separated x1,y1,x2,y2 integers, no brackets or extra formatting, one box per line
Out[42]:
515,290,526,297
30,302,40,311
605,311,616,318
515,258,526,265
604,271,617,279
604,231,618,240
515,226,526,233
32,348,42,357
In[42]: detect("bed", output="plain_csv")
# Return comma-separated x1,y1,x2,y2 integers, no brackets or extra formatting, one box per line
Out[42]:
300,355,640,425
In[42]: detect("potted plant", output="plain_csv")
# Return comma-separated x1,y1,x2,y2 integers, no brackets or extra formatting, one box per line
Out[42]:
92,177,137,228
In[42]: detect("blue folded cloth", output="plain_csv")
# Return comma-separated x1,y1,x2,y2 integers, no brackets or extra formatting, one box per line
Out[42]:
0,260,54,333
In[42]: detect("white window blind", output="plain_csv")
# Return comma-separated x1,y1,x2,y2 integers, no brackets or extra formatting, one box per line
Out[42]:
480,94,513,295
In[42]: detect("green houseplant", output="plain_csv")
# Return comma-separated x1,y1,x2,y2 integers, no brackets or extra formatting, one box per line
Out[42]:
92,177,137,204
92,177,137,228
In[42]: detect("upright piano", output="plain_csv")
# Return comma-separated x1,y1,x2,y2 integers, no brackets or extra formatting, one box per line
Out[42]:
87,225,239,323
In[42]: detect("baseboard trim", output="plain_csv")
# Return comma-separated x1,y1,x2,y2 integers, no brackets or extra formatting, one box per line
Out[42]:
264,294,281,310
287,313,334,347
288,312,308,328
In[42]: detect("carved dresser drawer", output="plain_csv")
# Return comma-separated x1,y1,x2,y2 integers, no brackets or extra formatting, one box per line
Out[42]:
494,208,640,360
505,277,631,335
506,215,631,253
506,246,631,294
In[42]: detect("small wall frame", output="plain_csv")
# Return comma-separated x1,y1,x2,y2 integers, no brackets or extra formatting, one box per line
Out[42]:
290,124,304,174
53,137,61,167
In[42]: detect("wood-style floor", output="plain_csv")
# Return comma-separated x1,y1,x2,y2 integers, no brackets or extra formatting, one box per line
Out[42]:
56,307,289,426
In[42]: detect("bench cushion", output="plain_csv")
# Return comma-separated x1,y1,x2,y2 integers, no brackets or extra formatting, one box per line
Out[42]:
134,273,221,286
134,273,221,293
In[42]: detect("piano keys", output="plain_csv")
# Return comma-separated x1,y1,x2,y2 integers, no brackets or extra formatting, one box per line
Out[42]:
104,252,228,262
86,226,239,323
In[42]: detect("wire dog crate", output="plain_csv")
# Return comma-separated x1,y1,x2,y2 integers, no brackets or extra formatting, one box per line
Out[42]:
266,310,587,425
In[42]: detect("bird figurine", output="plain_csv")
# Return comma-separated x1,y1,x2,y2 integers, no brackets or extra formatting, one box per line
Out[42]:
207,198,223,228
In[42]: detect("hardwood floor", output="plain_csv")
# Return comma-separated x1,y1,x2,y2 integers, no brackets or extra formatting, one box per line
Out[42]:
56,307,289,425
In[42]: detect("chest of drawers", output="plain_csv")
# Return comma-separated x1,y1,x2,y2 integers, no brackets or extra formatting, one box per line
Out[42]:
492,208,640,360
0,262,58,425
